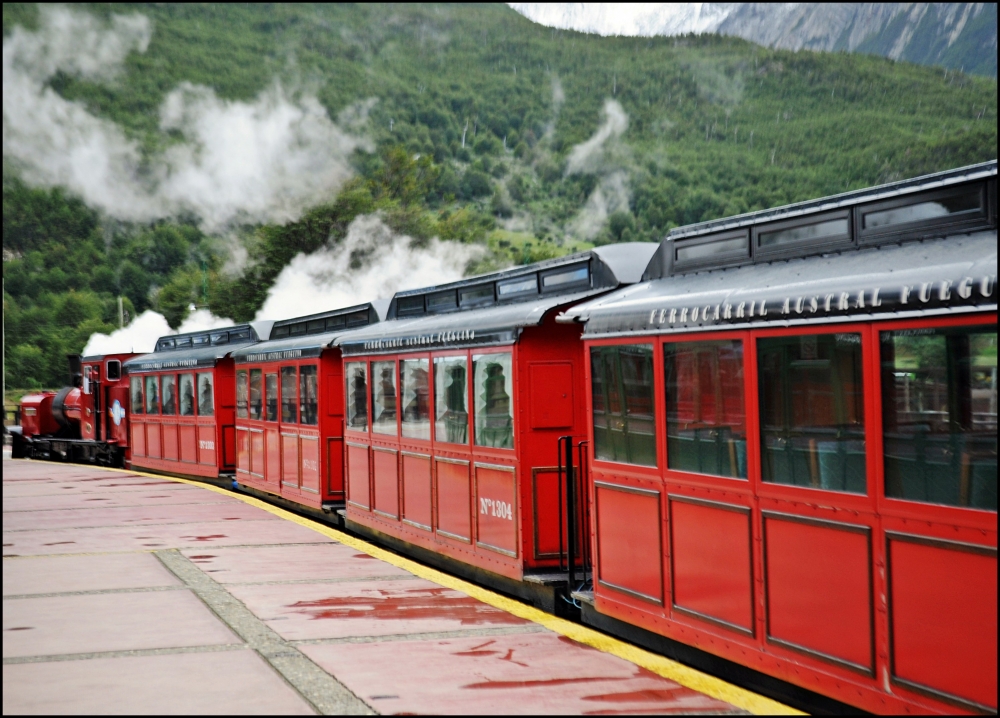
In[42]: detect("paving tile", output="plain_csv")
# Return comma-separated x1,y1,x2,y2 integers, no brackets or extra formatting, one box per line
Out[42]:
2,650,314,715
3,501,269,531
3,488,215,513
229,579,527,640
182,543,414,584
3,553,181,596
302,632,740,714
3,590,238,657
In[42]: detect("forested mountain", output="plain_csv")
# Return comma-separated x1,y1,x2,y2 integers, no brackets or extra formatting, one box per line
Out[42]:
3,3,997,388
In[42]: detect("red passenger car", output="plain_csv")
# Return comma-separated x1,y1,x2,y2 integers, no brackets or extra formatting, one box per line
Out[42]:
335,245,656,606
566,161,997,714
230,303,383,510
124,323,271,480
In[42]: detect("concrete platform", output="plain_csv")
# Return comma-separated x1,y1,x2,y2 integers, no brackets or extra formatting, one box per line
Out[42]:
3,457,779,715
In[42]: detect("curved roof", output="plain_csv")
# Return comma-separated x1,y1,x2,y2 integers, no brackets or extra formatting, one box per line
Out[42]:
123,322,267,373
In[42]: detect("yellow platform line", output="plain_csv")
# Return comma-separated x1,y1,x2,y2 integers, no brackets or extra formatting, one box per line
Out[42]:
9,461,803,715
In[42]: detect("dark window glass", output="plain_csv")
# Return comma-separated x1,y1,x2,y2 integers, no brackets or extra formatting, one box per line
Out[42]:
863,190,981,230
758,218,849,248
397,296,423,316
249,369,263,421
157,339,174,351
289,323,307,336
665,340,746,478
542,265,588,289
676,236,746,261
346,363,368,430
106,360,121,380
192,335,210,346
590,345,656,466
427,291,457,312
162,375,177,415
881,327,997,511
230,329,251,341
130,376,143,414
372,361,398,435
346,311,368,327
176,337,192,348
307,319,326,334
236,370,248,419
211,332,228,345
271,326,290,339
326,316,346,331
281,367,297,423
198,373,214,416
299,365,318,425
435,356,468,444
460,285,494,307
179,374,195,416
265,373,278,422
145,375,160,414
401,358,431,439
497,276,538,297
473,353,513,449
758,334,865,493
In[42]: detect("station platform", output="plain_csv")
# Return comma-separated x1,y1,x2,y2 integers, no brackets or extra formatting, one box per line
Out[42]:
3,456,796,715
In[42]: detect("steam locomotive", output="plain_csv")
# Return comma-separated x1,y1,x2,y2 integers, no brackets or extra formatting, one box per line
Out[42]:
11,161,998,715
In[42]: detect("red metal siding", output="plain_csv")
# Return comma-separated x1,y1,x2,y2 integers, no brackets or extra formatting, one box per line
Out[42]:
401,453,432,529
596,482,663,604
475,464,517,556
346,443,370,509
372,448,399,518
436,458,471,542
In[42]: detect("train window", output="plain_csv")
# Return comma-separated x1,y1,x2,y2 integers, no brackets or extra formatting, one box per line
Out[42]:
473,352,514,449
673,229,749,270
346,311,368,327
157,338,175,351
179,374,195,416
881,326,997,511
434,356,468,444
265,373,278,421
397,295,424,317
176,337,192,348
863,187,983,232
289,323,307,336
756,212,851,254
758,333,866,493
249,369,263,421
236,370,249,419
83,366,92,395
400,358,431,440
198,373,214,416
230,329,251,342
145,376,160,415
372,361,398,435
106,360,121,381
590,345,657,466
192,335,209,346
664,340,746,479
460,285,495,307
211,332,229,345
130,376,144,415
299,365,318,425
271,326,290,339
497,275,538,297
346,363,368,430
326,316,347,331
541,264,589,290
162,375,177,415
281,367,298,423
306,319,326,334
427,291,457,312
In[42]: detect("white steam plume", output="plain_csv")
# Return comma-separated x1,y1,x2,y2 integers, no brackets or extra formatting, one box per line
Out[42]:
564,100,632,240
82,309,234,357
256,214,483,322
3,6,371,232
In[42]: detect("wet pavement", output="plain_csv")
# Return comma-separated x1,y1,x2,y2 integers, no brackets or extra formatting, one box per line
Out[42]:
3,457,754,715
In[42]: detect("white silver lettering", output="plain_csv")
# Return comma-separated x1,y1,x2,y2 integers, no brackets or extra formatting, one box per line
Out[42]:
871,288,882,307
918,282,932,303
838,292,850,311
938,280,952,301
855,290,865,309
900,285,912,304
980,275,995,297
736,302,745,318
781,298,790,315
824,294,835,312
958,277,973,299
809,297,818,313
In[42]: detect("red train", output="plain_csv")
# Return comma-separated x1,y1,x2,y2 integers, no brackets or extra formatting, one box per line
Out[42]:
11,161,997,714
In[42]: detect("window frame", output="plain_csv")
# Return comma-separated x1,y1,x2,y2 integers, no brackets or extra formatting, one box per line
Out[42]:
471,348,517,452
371,358,400,437
281,365,298,425
400,354,433,443
432,350,471,447
178,372,196,417
856,183,991,245
344,360,370,434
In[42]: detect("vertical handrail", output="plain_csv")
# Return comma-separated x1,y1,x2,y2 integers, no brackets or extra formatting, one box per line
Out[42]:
576,439,591,587
556,435,569,572
565,434,577,591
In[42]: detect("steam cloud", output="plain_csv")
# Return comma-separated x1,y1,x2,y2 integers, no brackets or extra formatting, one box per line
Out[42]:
565,99,631,240
3,6,371,232
256,214,483,321
82,309,234,357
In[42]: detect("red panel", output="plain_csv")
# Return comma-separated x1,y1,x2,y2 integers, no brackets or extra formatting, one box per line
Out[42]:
179,425,197,463
222,425,234,468
670,498,752,632
327,439,344,496
250,430,264,476
198,425,217,467
529,363,573,429
596,484,663,603
236,428,249,473
436,459,471,541
147,423,161,458
401,453,432,529
533,469,564,558
282,433,299,487
765,516,872,671
372,449,399,518
265,429,281,487
132,421,146,457
346,444,370,509
301,437,319,494
162,423,178,461
476,466,517,555
889,537,997,710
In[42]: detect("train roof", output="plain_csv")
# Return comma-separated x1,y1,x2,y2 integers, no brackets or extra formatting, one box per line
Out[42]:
562,161,997,337
335,243,658,356
230,302,387,363
123,321,270,373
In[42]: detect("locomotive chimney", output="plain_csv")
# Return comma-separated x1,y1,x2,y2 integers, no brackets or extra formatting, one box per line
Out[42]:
67,354,83,388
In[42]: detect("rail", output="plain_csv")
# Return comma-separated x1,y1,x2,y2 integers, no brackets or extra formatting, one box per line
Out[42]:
557,435,592,596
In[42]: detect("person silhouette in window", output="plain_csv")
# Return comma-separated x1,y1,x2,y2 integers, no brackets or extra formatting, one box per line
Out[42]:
351,369,367,427
443,364,468,443
181,379,194,416
481,362,512,448
163,380,176,414
378,367,396,424
133,384,143,414
199,379,214,416
403,366,430,424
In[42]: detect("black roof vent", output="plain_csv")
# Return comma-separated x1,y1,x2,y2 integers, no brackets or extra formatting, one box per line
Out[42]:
268,304,379,340
153,323,258,352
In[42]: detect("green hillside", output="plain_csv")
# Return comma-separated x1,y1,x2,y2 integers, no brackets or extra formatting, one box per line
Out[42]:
3,3,997,388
